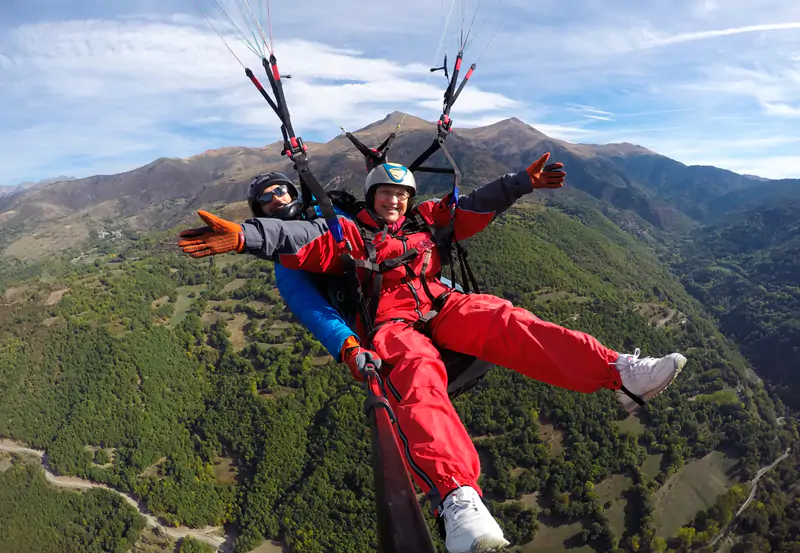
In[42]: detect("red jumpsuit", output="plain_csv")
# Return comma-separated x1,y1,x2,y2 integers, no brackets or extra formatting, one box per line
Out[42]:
241,171,623,514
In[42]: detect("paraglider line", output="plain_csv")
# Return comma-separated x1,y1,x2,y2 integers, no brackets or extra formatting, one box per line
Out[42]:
475,14,504,63
243,0,272,56
208,0,263,58
463,0,482,49
232,0,261,56
266,0,275,54
192,1,247,68
395,0,457,131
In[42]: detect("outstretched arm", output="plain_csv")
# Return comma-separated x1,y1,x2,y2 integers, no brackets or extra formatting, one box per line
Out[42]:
241,217,341,272
420,152,566,241
177,210,364,274
455,170,535,219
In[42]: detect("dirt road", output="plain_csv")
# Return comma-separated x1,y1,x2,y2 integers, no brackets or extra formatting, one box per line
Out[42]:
0,439,230,551
709,447,792,550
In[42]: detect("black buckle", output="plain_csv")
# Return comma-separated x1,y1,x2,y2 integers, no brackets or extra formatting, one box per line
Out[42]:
412,292,451,333
282,136,307,161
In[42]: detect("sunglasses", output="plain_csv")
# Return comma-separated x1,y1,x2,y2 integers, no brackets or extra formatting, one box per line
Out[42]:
257,184,290,204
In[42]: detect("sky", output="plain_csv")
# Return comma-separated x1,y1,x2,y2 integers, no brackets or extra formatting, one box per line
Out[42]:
1,0,800,185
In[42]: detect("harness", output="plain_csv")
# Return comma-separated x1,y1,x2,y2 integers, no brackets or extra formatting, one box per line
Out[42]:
198,7,495,547
337,211,451,342
339,49,482,341
238,39,490,397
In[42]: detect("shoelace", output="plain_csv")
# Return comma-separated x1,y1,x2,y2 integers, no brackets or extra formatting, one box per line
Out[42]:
449,492,480,524
609,348,645,372
446,478,480,524
609,348,648,408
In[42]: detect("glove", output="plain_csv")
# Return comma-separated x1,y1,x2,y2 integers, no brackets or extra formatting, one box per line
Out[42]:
525,152,566,189
177,210,245,258
341,335,382,381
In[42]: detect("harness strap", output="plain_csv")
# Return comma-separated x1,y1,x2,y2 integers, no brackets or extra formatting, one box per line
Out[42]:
619,385,647,408
343,210,476,344
352,248,420,273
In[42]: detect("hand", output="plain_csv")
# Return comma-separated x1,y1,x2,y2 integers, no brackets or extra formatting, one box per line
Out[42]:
341,336,382,381
177,210,245,258
526,152,566,189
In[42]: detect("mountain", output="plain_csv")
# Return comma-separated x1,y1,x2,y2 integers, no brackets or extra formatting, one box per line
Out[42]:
600,154,800,222
1,112,798,261
675,199,800,409
0,175,76,198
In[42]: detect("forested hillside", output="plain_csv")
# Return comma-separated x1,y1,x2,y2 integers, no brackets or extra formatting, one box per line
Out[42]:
1,194,797,553
674,200,800,410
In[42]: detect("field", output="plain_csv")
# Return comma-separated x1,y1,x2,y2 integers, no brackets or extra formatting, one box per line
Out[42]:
654,451,739,537
522,514,593,553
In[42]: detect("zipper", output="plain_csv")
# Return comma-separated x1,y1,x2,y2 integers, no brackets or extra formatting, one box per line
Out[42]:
398,236,424,320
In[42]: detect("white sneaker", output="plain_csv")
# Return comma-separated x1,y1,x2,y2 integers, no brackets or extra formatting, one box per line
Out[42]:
441,485,510,553
614,349,687,413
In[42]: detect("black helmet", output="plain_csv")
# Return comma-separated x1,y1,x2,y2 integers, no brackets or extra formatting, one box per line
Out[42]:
247,172,304,220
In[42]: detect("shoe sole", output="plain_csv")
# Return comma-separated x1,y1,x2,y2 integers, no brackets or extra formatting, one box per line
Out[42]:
471,535,511,553
622,353,687,413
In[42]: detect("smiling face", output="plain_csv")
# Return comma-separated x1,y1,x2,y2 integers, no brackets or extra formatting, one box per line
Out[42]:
258,183,293,216
373,185,412,223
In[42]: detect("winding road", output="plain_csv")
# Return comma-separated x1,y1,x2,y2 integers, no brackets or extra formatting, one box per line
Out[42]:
0,439,231,552
709,447,792,550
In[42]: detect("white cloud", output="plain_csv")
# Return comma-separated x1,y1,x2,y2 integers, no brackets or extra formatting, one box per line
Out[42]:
644,22,800,49
0,13,520,184
3,0,800,183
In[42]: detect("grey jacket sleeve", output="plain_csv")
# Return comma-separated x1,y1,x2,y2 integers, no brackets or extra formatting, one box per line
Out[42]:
240,217,331,263
455,170,533,220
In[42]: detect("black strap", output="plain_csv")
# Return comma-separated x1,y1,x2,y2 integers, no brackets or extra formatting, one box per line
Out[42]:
342,129,397,172
244,54,345,244
455,242,480,294
412,290,451,334
619,385,647,408
352,248,420,274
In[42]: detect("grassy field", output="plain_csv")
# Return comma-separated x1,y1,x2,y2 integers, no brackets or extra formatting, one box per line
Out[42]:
538,419,566,455
641,453,664,479
595,474,634,538
221,278,248,294
521,513,593,553
169,284,206,327
212,455,241,486
654,451,739,537
227,313,248,348
614,413,645,437
533,289,591,305
247,539,286,553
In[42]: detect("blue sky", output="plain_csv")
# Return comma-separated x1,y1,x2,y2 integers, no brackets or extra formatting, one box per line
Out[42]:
2,0,800,186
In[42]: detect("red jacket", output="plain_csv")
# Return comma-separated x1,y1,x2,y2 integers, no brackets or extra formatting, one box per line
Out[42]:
240,170,534,337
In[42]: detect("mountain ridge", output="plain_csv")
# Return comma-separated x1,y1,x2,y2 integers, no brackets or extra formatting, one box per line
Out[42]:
1,111,798,260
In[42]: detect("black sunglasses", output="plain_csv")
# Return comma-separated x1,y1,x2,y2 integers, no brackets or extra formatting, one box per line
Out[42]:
257,184,290,204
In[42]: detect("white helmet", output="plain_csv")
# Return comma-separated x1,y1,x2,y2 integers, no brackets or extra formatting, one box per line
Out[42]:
364,162,417,199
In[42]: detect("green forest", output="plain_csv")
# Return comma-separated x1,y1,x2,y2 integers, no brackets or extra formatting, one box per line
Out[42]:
674,200,800,410
0,196,798,553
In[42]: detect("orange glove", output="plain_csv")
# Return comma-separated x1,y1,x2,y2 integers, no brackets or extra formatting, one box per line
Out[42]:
177,210,245,258
526,152,566,189
340,335,382,381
